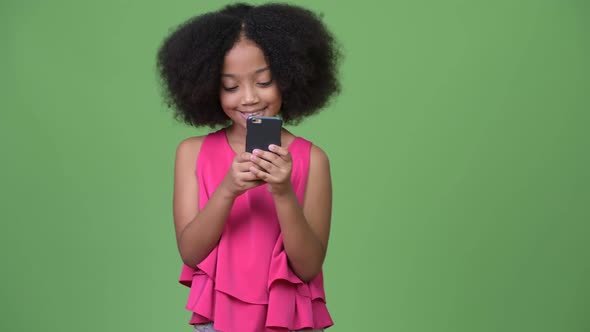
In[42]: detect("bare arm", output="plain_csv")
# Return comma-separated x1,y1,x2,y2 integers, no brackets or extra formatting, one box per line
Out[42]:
250,144,332,282
173,138,263,268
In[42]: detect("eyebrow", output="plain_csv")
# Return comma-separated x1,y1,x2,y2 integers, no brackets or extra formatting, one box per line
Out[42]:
221,67,270,78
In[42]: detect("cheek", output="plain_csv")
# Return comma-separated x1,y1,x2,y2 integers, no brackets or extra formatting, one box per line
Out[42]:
220,92,239,109
263,87,282,106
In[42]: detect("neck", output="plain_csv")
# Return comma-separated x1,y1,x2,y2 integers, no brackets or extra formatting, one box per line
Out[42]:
225,123,246,143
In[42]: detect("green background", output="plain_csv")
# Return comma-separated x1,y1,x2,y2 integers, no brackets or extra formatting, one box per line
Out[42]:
1,0,589,331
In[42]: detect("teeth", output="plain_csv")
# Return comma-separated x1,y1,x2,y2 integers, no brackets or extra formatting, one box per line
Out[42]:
241,111,262,116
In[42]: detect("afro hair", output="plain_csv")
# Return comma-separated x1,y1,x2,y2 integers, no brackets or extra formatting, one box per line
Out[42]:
157,3,341,127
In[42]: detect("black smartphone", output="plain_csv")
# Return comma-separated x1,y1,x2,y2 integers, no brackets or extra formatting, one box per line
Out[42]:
246,116,282,153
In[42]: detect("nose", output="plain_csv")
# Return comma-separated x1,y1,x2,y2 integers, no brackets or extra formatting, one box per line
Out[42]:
241,84,259,106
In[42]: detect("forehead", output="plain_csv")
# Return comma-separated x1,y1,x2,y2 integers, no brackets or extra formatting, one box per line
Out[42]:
222,39,269,76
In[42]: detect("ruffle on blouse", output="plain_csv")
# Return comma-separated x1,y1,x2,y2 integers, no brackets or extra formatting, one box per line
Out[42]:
178,236,333,332
266,235,333,330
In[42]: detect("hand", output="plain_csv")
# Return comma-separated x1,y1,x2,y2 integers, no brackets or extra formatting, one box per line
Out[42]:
249,144,293,196
219,152,265,198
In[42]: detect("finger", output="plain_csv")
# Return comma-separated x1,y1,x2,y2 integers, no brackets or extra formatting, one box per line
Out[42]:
250,154,275,173
252,148,282,165
269,145,292,162
239,171,262,182
237,152,253,163
236,161,263,172
249,166,272,182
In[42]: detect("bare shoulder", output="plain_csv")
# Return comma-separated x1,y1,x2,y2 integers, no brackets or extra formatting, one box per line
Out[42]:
174,136,209,170
176,135,206,158
306,143,332,192
174,135,207,179
309,143,330,170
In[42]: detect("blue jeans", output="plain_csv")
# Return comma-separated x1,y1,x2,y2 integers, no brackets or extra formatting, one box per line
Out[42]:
193,323,324,332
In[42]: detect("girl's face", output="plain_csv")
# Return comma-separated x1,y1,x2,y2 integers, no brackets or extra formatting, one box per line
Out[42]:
220,38,282,129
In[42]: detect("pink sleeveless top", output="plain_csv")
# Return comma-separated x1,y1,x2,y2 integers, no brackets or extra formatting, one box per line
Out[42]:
179,129,333,332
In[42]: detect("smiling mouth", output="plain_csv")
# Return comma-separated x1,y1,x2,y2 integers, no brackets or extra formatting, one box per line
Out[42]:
239,107,266,119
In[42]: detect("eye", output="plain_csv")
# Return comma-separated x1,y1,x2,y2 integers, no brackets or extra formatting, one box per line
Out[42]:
222,86,238,92
257,79,273,87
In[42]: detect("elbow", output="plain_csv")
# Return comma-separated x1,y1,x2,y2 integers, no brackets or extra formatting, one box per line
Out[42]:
181,256,197,269
180,248,204,269
298,269,321,283
181,255,206,269
294,262,323,283
290,247,327,282
299,273,318,283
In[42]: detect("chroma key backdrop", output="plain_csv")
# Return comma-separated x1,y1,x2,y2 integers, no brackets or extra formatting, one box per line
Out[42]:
1,1,589,331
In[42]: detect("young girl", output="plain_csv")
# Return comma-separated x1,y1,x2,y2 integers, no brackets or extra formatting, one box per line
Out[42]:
157,3,340,331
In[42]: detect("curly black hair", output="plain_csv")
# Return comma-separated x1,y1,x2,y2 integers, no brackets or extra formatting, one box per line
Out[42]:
157,3,341,127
